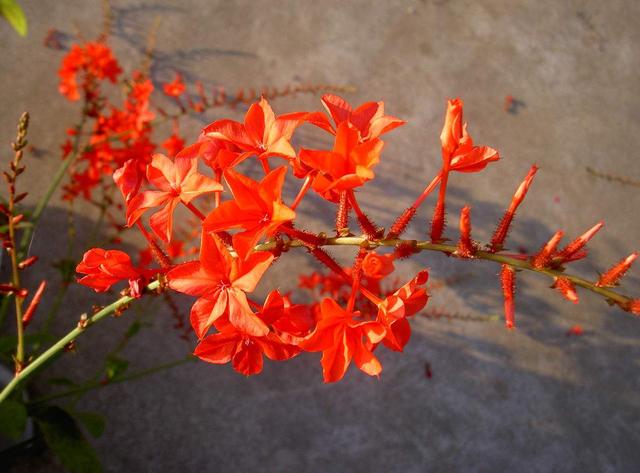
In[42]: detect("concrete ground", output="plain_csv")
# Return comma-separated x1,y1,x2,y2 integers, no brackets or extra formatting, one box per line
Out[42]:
1,0,640,472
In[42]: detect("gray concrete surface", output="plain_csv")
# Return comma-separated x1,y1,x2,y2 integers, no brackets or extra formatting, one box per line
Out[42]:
1,0,640,472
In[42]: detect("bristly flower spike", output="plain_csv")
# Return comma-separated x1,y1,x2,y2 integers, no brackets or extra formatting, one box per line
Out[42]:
489,165,538,253
348,190,383,240
555,221,604,264
347,248,367,312
335,191,350,236
552,277,579,304
531,230,564,268
596,253,638,287
22,281,47,327
456,206,475,257
500,264,516,329
387,173,441,239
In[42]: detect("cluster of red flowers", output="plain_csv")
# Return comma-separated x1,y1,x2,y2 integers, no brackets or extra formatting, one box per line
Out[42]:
56,43,198,202
75,95,436,382
74,90,640,382
59,35,637,383
57,40,160,202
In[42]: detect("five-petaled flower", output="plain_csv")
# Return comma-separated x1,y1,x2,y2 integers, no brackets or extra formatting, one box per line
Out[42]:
203,97,307,172
194,323,299,377
126,154,222,242
168,232,274,338
376,270,429,351
299,122,384,201
307,93,405,142
300,298,386,383
203,166,296,258
76,248,149,297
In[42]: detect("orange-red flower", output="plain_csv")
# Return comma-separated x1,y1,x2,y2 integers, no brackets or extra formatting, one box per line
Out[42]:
194,318,299,376
162,73,186,97
257,290,314,342
58,42,122,101
126,154,222,242
176,133,243,175
203,97,307,168
362,251,395,279
161,132,186,157
376,270,429,351
76,248,146,294
299,122,384,200
168,232,274,338
307,94,405,141
300,298,386,383
440,98,499,173
203,166,295,258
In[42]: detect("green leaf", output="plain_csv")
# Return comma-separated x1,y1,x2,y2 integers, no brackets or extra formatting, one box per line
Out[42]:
105,355,129,381
34,406,103,473
0,399,27,440
0,0,27,37
73,411,106,438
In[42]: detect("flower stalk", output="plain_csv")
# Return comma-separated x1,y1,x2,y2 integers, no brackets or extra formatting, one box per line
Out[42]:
2,231,636,403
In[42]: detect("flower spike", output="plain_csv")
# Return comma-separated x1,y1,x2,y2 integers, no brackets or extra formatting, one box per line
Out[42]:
552,277,579,304
596,253,638,287
456,206,475,257
22,281,47,327
489,165,538,252
531,231,564,269
555,222,604,263
500,264,516,329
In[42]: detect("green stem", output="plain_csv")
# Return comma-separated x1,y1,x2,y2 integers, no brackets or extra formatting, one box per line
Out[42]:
0,280,159,404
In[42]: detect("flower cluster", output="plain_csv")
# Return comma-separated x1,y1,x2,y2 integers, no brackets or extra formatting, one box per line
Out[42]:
75,92,639,383
57,39,158,202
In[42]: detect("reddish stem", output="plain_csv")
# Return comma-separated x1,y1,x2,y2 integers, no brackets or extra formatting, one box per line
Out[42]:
309,247,381,304
412,172,442,210
347,190,381,239
136,221,172,268
282,225,324,246
291,174,314,211
430,170,449,243
347,248,367,312
260,157,271,174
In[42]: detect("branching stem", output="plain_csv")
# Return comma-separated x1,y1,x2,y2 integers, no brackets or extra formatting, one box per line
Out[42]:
0,235,635,404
